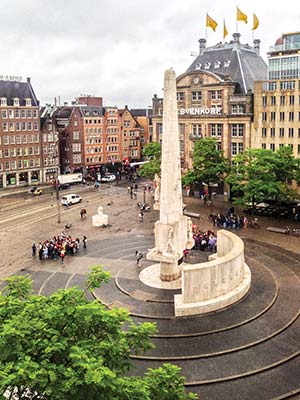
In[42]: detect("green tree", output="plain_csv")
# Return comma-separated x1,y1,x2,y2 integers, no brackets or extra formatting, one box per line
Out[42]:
0,267,196,400
226,147,298,207
139,142,161,180
182,137,229,194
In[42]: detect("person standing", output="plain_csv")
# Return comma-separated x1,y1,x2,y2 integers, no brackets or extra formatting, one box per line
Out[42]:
83,235,87,249
32,243,36,257
135,250,143,267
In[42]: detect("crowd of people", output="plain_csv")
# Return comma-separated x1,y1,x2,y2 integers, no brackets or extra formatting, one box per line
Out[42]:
209,207,257,229
192,225,217,252
32,233,87,263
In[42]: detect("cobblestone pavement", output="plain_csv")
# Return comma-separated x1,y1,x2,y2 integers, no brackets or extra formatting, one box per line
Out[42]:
1,183,300,399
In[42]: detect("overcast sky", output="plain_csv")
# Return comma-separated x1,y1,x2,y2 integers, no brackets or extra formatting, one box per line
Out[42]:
1,0,299,108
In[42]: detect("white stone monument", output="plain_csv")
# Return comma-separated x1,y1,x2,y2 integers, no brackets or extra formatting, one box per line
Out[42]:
92,206,108,227
147,69,194,281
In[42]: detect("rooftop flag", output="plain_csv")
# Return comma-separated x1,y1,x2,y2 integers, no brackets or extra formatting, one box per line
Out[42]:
206,13,218,32
252,13,259,30
237,7,248,24
223,20,228,40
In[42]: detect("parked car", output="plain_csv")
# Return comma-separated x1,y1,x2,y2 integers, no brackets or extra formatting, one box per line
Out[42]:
58,183,70,190
29,186,43,196
101,174,116,182
61,194,82,206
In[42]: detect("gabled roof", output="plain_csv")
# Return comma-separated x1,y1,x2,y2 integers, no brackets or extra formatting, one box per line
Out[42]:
0,79,39,106
187,35,267,94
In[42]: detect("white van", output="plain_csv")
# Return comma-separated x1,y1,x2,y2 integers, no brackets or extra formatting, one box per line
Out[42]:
61,194,82,206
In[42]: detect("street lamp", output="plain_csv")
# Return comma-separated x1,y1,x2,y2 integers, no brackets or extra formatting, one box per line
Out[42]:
50,140,61,224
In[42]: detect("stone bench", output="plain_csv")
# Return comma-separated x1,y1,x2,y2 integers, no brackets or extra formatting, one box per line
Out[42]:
266,227,289,234
174,230,251,316
183,210,200,219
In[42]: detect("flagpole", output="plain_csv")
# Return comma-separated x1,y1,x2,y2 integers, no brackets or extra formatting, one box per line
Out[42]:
205,14,207,40
236,6,238,32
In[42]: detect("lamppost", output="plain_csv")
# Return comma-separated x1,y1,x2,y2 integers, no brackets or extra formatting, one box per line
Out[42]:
50,140,61,224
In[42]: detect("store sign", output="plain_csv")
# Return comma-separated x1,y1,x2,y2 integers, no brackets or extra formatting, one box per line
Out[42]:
0,75,22,82
179,107,222,115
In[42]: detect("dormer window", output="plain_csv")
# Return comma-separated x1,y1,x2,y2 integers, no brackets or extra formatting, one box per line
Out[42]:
224,59,231,67
195,63,202,70
214,61,221,69
13,98,20,106
204,62,211,69
25,98,31,106
0,98,7,106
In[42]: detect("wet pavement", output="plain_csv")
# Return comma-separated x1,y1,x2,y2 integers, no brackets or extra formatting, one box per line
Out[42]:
2,186,300,399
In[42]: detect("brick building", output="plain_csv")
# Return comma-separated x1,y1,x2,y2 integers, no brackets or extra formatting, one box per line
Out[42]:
0,77,42,189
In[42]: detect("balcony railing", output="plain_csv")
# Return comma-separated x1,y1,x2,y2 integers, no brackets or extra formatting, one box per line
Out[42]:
269,42,300,52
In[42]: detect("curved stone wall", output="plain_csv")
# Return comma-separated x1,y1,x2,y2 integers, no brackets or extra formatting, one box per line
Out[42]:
174,230,251,316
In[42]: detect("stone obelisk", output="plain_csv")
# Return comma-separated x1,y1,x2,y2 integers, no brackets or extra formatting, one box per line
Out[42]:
147,69,194,281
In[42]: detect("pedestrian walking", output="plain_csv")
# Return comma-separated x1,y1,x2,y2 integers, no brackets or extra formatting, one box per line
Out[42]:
32,243,36,257
80,208,87,219
83,235,87,249
135,250,143,267
60,249,65,264
138,211,144,223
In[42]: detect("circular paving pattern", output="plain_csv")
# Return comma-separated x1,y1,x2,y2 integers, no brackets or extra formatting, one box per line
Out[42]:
93,238,300,400
18,235,300,399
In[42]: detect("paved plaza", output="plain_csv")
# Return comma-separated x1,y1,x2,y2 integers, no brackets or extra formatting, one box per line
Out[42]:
1,184,300,399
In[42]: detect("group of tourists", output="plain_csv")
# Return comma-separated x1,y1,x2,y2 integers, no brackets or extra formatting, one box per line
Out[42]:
209,207,254,230
32,233,88,263
192,225,217,252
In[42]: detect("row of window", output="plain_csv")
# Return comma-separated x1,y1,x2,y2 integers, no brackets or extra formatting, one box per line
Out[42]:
1,134,40,145
84,119,102,124
262,80,300,91
107,128,119,134
195,60,231,70
86,137,102,144
0,146,40,157
262,94,300,107
86,128,102,134
261,111,300,122
177,90,222,102
0,98,32,107
86,147,103,154
0,159,40,171
261,127,300,138
261,143,300,152
2,121,39,131
191,124,245,137
1,109,38,119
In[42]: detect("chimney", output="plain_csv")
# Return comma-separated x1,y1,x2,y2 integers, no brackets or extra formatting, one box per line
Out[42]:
54,97,57,106
198,38,207,55
26,77,31,84
253,39,260,55
233,33,241,43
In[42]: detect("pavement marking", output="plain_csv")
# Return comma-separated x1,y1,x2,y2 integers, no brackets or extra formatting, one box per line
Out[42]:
184,349,300,386
38,271,57,295
0,204,54,224
65,273,76,289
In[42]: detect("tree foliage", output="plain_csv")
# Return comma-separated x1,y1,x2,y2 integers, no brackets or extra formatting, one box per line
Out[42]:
226,147,299,206
182,137,229,193
0,267,197,400
139,143,161,180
